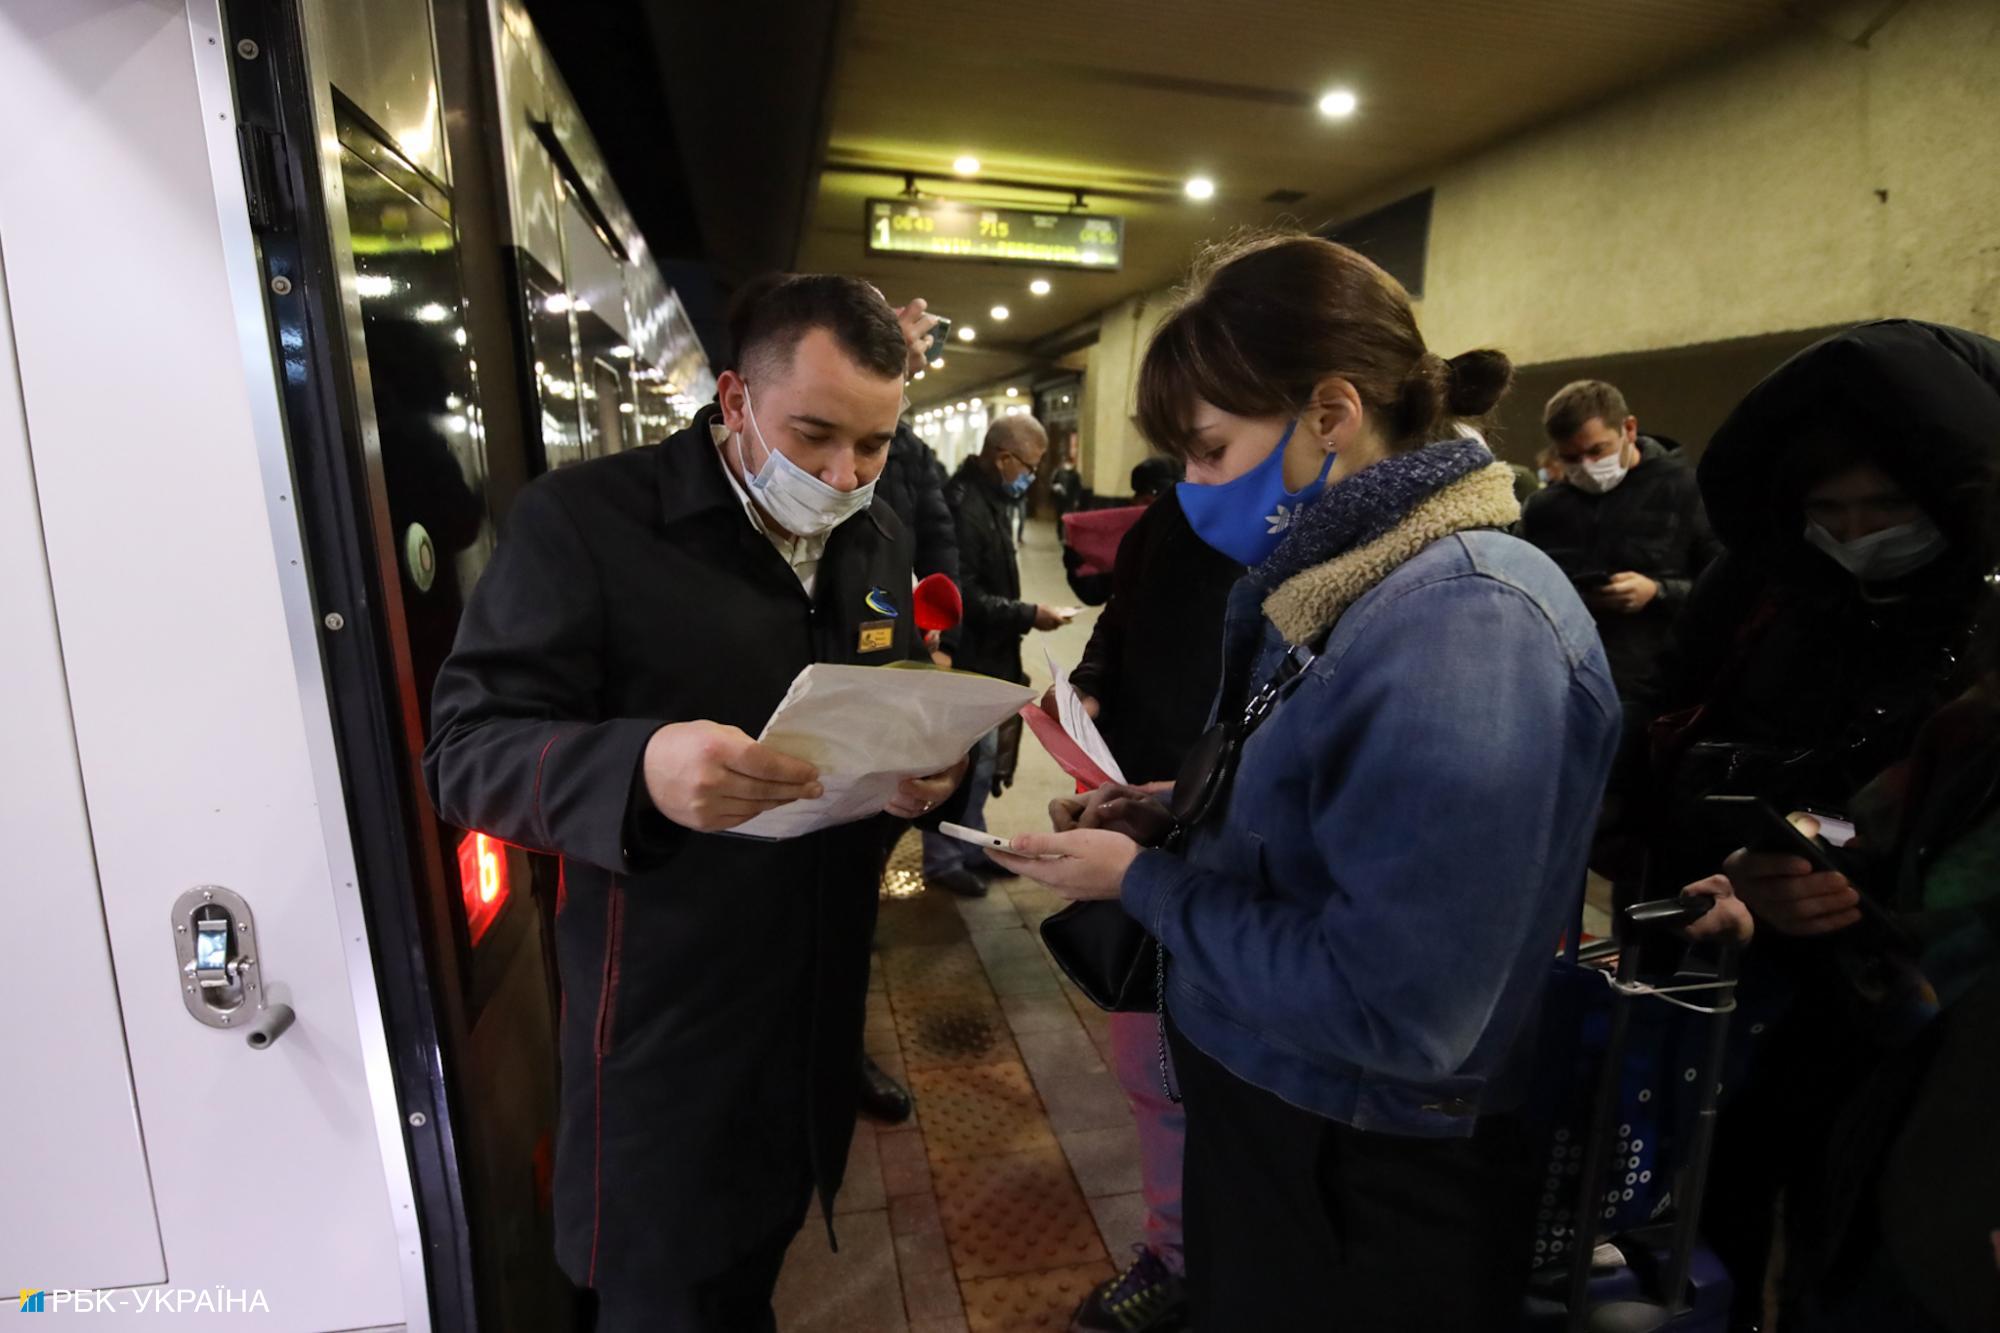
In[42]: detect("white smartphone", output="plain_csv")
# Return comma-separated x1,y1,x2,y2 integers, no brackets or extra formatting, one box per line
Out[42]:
937,821,1063,860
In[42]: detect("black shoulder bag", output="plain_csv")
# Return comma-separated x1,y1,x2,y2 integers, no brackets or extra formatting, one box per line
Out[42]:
1039,643,1319,1011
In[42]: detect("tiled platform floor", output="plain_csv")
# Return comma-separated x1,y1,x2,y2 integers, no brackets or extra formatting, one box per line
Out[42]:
773,836,1136,1333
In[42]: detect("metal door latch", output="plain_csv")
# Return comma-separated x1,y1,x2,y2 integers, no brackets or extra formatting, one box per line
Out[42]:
171,886,294,1048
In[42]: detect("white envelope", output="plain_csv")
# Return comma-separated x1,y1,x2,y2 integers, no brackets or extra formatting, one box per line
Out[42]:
731,663,1036,839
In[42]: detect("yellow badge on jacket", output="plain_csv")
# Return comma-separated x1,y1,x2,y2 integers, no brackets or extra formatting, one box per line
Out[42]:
858,586,898,653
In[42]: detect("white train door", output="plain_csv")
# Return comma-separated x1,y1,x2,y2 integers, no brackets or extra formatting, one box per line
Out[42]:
0,1,427,1326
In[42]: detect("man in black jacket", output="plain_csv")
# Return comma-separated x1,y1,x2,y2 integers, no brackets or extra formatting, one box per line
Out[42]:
1521,379,1722,700
873,420,958,588
423,275,967,1331
921,416,1067,895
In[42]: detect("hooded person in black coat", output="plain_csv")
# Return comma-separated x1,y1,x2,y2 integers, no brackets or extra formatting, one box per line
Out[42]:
1626,319,2000,1331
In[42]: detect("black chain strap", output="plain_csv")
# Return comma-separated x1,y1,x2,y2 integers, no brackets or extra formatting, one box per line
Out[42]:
1154,641,1319,1103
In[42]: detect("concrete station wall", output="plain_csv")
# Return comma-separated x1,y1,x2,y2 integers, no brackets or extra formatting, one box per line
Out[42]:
1082,0,1999,478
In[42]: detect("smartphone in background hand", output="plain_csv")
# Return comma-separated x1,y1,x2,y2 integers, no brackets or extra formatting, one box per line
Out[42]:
1701,794,1837,871
1700,795,1913,950
925,315,954,362
1570,569,1613,591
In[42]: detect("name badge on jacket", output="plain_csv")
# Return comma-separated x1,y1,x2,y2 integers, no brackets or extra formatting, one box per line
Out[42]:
858,586,898,654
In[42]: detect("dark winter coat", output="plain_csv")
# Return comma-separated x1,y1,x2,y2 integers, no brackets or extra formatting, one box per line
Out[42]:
422,406,925,1298
1069,491,1243,784
944,457,1035,684
1520,436,1721,697
873,423,958,585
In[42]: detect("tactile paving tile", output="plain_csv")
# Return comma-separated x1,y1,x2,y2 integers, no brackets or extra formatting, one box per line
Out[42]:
893,989,1019,1069
961,1263,1116,1332
883,941,989,994
880,829,927,900
933,1149,1110,1278
911,1062,1058,1161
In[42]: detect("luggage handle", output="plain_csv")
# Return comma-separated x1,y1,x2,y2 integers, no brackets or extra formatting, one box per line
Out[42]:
1563,894,1738,1331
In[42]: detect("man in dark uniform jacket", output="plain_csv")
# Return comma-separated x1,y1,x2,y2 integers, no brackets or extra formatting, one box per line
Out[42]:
423,276,966,1331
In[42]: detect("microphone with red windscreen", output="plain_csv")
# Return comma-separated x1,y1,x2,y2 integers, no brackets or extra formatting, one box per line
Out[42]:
913,573,963,634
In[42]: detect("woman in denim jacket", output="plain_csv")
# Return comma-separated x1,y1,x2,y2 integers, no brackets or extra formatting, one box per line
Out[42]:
992,233,1623,1327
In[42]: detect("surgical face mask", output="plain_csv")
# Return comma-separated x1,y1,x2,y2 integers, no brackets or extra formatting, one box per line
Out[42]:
1177,420,1334,566
1003,462,1034,498
734,386,876,536
1567,450,1629,495
1803,515,1948,583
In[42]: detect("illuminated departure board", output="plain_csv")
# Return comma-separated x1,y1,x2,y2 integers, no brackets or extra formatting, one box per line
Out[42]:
865,199,1124,271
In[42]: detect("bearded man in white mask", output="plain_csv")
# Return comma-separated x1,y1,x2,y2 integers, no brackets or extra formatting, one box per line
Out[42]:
1521,378,1722,700
425,273,965,1331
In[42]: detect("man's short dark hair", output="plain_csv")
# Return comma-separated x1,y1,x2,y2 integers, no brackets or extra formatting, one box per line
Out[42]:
728,273,907,382
1543,380,1631,441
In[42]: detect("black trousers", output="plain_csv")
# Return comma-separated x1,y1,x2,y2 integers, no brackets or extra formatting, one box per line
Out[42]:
589,1198,808,1333
1170,1021,1537,1332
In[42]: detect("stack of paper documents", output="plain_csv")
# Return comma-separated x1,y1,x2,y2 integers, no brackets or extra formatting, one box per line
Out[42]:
1018,651,1128,790
733,663,1035,839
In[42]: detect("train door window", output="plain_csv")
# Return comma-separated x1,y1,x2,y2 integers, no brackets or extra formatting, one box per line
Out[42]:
559,191,633,459
523,270,584,470
336,103,493,730
336,103,531,988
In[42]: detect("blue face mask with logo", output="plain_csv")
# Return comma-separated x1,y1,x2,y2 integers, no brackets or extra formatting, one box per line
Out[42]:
1177,420,1334,566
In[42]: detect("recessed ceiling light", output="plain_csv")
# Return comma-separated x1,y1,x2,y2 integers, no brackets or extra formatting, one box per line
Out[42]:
930,357,945,369
1006,387,1019,397
990,305,1010,321
957,401,969,411
1318,89,1359,118
953,155,980,176
957,325,976,342
914,370,926,379
1184,176,1216,201
1029,279,1051,296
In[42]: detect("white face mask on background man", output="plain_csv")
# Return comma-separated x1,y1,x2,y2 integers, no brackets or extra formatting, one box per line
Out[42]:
1567,452,1631,495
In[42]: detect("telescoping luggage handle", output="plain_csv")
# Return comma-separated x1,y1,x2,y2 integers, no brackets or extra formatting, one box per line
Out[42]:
1563,894,1740,1333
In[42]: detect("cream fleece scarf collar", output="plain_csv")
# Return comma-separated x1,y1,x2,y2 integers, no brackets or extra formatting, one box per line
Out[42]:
1262,462,1522,646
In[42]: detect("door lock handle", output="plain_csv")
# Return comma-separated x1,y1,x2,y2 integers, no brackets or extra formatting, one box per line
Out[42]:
171,885,293,1048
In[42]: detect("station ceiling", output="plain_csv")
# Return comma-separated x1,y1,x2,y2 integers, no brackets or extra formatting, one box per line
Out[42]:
545,0,1820,407
802,0,1811,407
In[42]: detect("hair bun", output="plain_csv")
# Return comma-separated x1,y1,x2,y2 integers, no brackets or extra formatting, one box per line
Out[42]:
1444,349,1514,417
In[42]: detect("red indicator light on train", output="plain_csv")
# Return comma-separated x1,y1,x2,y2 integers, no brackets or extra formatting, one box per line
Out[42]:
456,830,509,946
